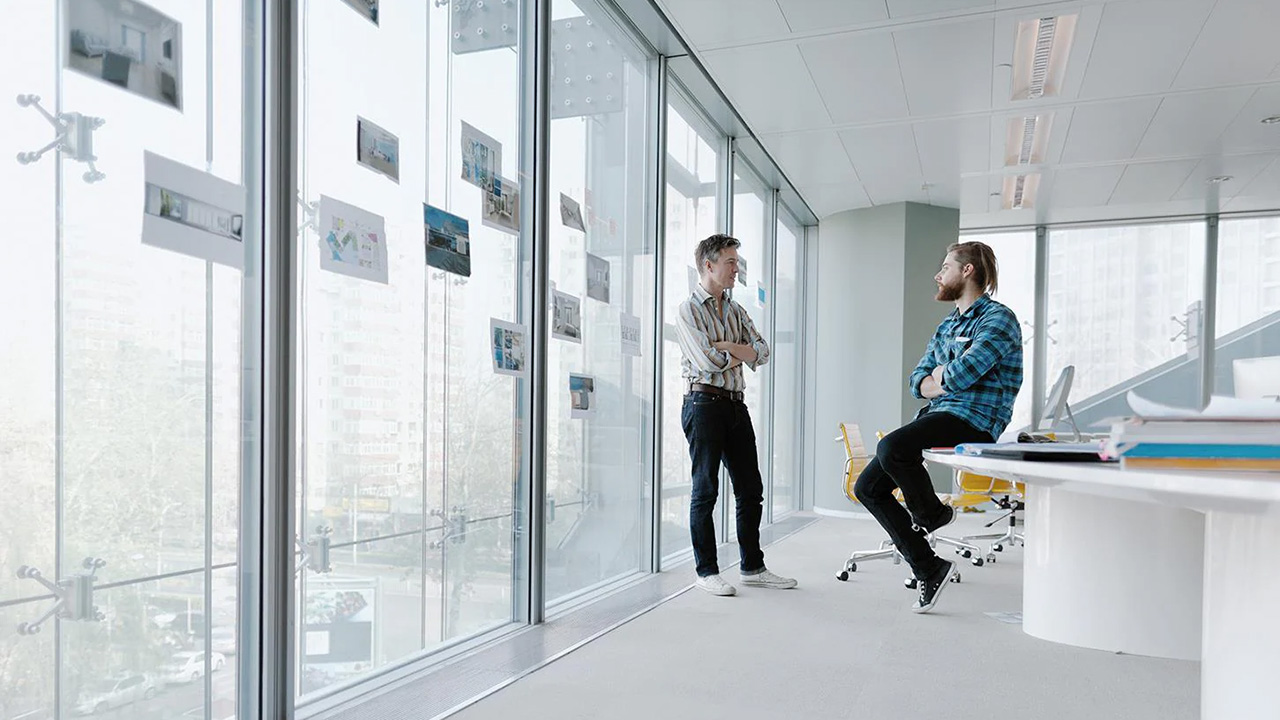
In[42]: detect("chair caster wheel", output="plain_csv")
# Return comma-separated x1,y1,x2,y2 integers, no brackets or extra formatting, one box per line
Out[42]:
950,572,962,583
986,553,997,564
992,543,1004,552
959,549,972,558
972,558,984,567
836,571,849,582
904,577,918,590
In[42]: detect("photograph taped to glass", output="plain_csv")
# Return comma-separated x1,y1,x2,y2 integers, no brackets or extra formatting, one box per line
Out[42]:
424,203,471,277
142,151,245,269
460,120,502,193
491,318,528,378
551,289,582,343
339,0,379,24
482,175,520,235
318,195,389,284
65,0,183,110
569,373,596,419
356,116,399,182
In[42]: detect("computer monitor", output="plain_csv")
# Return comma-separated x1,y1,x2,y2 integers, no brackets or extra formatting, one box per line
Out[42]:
1233,356,1280,400
1034,365,1081,439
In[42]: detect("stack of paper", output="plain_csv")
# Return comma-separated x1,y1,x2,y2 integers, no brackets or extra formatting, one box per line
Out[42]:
1104,392,1280,471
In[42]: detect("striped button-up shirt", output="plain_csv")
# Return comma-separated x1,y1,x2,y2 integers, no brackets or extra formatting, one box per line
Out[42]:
674,284,770,393
909,293,1023,440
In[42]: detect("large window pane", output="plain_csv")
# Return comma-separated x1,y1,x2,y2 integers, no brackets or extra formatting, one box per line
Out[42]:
297,0,527,701
544,0,654,603
1214,217,1280,399
2,2,258,718
660,96,722,562
1047,222,1206,419
961,231,1036,431
771,210,802,517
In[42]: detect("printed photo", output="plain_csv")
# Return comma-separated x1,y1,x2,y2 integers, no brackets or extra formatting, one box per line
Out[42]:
620,312,642,357
490,319,528,378
142,151,245,269
65,0,183,110
569,374,596,419
482,175,520,235
318,195,388,284
461,120,502,193
357,116,399,182
560,193,585,232
586,253,610,304
551,289,582,344
737,257,748,286
424,204,471,277
339,0,379,24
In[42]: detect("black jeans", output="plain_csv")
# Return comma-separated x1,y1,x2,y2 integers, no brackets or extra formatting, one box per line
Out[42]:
681,392,766,577
853,411,993,579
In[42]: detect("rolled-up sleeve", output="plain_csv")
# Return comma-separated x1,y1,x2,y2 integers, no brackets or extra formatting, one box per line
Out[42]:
738,308,770,370
675,300,731,373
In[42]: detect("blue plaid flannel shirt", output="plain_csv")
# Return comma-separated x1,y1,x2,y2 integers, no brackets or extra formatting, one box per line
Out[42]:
909,294,1023,440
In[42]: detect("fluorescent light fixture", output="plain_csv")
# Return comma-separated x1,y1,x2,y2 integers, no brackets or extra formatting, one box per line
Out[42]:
1001,173,1041,210
1010,15,1077,101
1206,175,1233,184
1003,113,1054,166
1261,116,1280,125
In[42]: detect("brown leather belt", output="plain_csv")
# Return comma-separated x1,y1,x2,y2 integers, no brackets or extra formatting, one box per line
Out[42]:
688,383,744,402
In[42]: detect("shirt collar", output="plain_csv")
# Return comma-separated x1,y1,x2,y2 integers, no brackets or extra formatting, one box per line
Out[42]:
953,293,992,319
694,283,729,305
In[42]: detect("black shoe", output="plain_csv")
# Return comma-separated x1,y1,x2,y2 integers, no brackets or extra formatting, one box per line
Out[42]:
912,559,957,614
915,504,956,535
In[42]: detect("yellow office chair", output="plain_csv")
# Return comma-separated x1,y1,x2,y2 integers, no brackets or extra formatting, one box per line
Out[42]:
955,470,1026,560
834,423,986,588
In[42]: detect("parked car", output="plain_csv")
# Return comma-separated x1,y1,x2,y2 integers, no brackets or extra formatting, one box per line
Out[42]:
74,674,157,716
161,651,226,685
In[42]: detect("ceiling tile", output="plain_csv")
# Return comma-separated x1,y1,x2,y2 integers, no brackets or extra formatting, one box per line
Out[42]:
1172,153,1274,200
1046,166,1124,208
1078,0,1215,99
1225,157,1280,208
800,32,909,124
839,124,929,204
701,44,832,133
913,116,991,182
1173,0,1280,89
798,182,873,217
960,176,1000,214
776,0,889,32
760,131,859,185
924,181,962,209
893,19,995,116
1059,98,1162,164
1220,85,1280,153
888,0,993,19
1108,160,1199,205
657,0,791,47
1134,88,1254,159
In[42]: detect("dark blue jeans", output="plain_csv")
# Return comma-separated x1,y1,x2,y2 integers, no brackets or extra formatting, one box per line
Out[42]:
681,392,766,578
853,411,993,579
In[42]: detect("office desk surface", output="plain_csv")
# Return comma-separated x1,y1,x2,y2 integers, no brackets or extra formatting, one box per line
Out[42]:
924,451,1280,720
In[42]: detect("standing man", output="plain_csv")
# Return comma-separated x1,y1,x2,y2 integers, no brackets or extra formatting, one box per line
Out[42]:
854,241,1022,613
675,234,797,596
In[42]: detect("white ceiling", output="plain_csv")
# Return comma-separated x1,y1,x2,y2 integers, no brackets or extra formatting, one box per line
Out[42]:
654,0,1280,227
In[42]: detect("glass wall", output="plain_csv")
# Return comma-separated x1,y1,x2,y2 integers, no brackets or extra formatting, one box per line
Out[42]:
1214,217,1280,399
543,0,655,604
1046,221,1206,411
1,2,258,719
296,0,526,701
659,93,723,561
961,231,1037,431
771,207,803,517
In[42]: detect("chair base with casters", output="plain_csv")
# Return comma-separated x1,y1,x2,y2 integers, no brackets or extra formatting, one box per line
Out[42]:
962,494,1025,560
836,531,972,588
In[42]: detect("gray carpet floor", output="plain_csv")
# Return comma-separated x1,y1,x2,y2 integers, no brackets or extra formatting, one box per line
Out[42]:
451,512,1199,720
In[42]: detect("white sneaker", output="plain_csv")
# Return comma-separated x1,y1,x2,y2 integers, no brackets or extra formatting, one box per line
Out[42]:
740,569,798,589
695,574,737,596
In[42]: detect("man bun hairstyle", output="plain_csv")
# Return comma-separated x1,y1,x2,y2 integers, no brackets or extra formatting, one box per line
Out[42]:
695,233,741,272
947,240,999,296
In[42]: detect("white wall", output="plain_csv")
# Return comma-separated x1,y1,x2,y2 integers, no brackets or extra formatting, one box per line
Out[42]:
807,202,959,513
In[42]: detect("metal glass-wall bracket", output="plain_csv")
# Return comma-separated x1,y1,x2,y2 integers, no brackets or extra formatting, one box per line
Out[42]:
1170,300,1203,352
550,16,625,119
15,94,107,183
1021,318,1057,346
297,193,318,235
450,0,518,54
296,526,334,575
546,494,556,523
14,558,108,635
429,507,470,548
